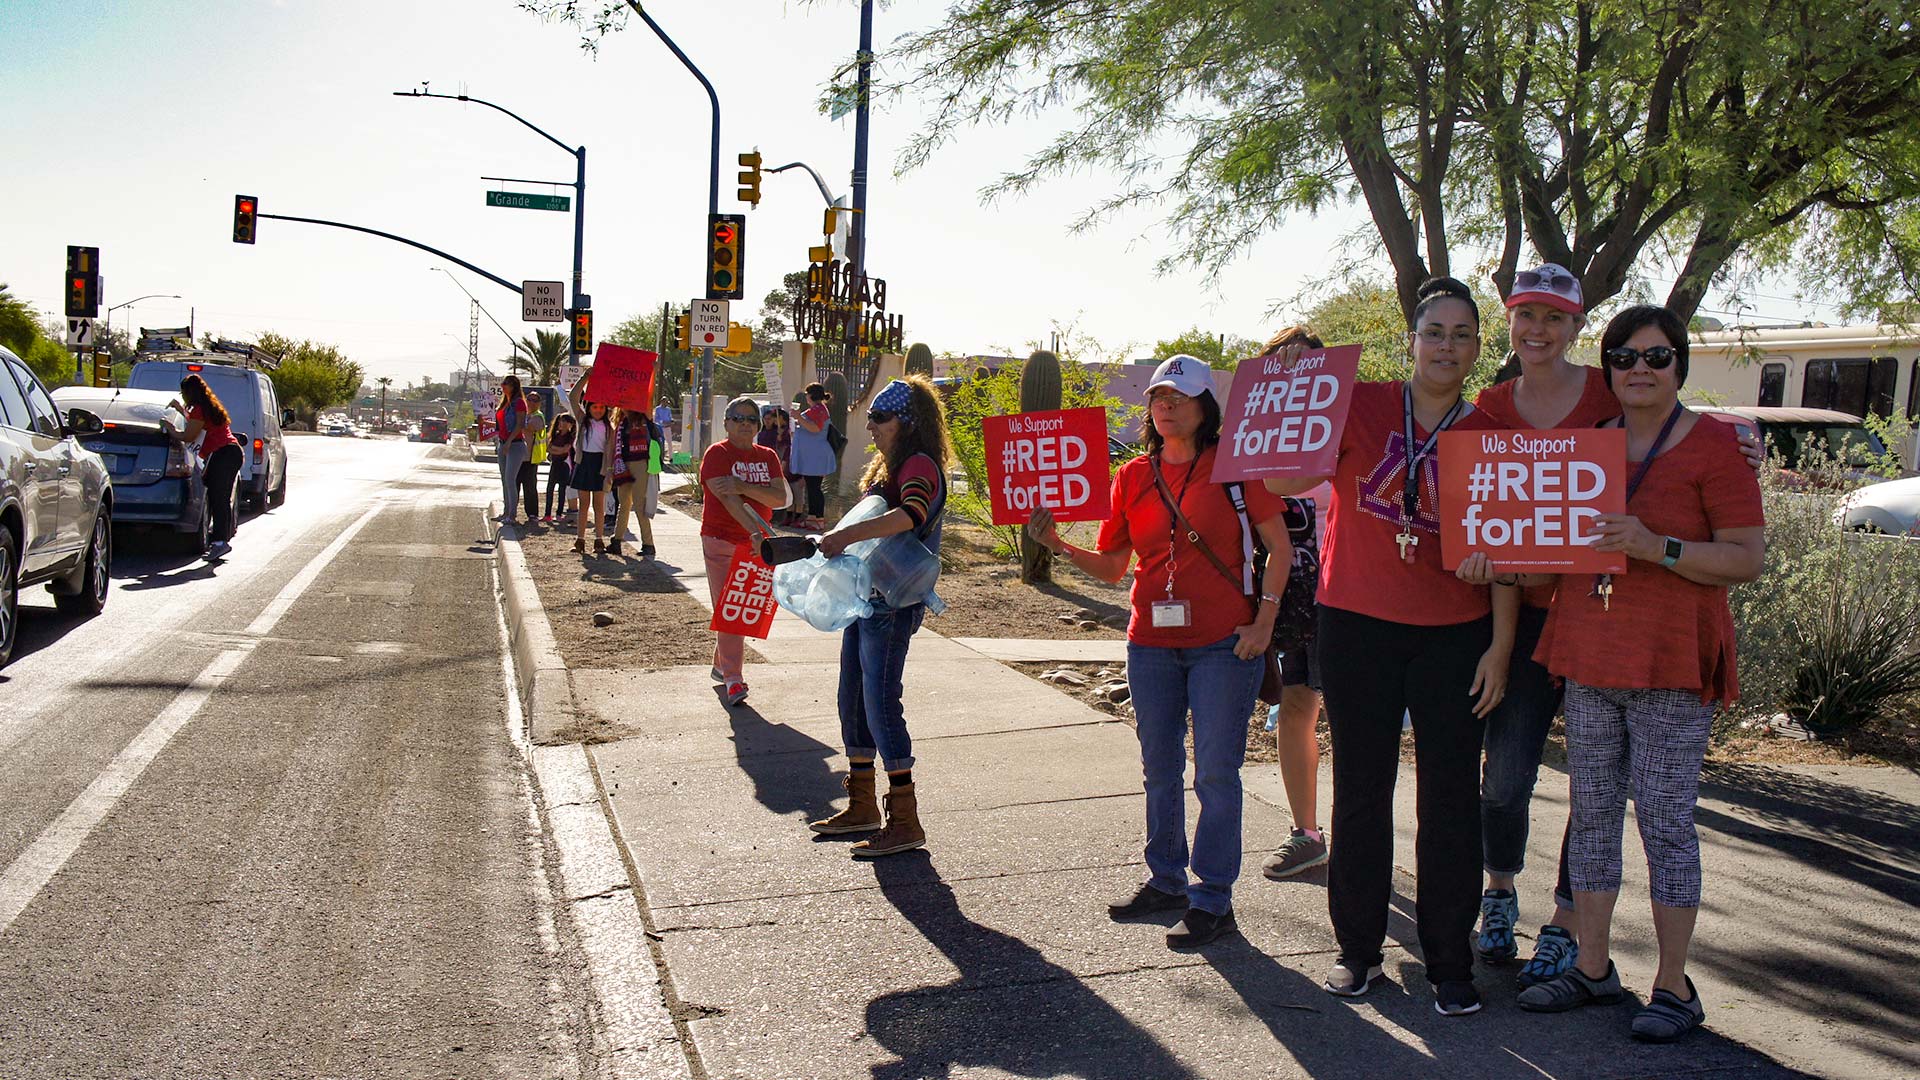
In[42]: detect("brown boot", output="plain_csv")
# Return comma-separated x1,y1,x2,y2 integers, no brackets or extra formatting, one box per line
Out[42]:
851,784,925,858
809,770,882,834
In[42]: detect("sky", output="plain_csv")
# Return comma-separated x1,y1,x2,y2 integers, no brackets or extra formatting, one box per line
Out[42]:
1,0,1848,387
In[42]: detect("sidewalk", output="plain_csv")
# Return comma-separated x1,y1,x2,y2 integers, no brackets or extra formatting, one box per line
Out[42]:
518,498,1917,1079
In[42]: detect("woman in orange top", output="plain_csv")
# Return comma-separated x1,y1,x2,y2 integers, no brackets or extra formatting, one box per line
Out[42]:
1510,306,1764,1043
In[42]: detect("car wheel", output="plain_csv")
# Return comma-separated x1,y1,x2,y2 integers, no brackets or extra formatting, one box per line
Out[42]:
55,511,110,617
269,465,287,507
0,523,17,669
183,498,211,555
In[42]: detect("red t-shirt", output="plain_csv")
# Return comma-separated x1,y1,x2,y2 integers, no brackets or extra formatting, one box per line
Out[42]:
1095,445,1286,648
699,440,787,545
1476,366,1621,607
803,403,829,430
1318,381,1504,626
1533,417,1764,703
188,405,239,462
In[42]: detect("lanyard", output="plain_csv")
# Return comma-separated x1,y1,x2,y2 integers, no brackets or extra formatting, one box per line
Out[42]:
1401,383,1466,525
1594,402,1686,606
1151,454,1200,599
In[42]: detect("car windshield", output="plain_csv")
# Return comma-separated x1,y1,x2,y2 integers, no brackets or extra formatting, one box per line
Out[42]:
1764,422,1888,470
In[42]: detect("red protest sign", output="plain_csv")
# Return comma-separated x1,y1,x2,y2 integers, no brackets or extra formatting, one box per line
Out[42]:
983,406,1113,525
1215,344,1363,482
710,544,778,639
1438,428,1628,573
587,343,657,413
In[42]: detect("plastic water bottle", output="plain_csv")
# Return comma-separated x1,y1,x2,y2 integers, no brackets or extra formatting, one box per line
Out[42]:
1265,702,1281,732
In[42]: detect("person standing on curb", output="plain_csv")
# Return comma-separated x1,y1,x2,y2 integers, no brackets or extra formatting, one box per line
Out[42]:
789,383,836,531
568,372,613,555
608,407,658,558
1263,277,1517,1016
172,374,243,561
494,376,530,526
518,395,546,527
808,376,954,860
1026,356,1290,948
701,395,791,706
542,413,576,524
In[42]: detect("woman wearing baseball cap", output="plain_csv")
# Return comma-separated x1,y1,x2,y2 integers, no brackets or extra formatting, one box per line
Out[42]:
1027,354,1292,949
1263,277,1518,1016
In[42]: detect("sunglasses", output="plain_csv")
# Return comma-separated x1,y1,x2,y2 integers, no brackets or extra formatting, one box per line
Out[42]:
1515,267,1578,296
1602,345,1679,371
868,409,900,424
725,412,759,423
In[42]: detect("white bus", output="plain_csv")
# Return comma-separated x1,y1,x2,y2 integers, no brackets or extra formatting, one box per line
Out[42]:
1683,323,1920,463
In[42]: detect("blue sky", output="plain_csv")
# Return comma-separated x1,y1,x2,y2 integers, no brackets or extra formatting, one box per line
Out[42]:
1,0,1840,385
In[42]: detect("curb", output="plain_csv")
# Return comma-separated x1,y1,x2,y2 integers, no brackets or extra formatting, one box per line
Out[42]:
489,506,696,1080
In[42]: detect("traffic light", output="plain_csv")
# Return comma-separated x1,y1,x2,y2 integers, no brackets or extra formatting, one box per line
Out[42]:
233,194,258,244
736,151,763,208
570,308,593,354
65,245,100,318
675,310,691,350
683,362,695,386
707,213,745,300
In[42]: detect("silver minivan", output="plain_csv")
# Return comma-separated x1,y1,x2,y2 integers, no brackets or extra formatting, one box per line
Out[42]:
128,354,293,508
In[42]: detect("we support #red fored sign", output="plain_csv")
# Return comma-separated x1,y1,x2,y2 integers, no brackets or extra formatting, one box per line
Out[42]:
1438,428,1627,573
588,343,658,413
710,544,777,639
1214,344,1362,481
983,406,1113,525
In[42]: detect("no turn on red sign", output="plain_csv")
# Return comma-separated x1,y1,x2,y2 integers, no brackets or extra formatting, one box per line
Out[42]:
522,281,565,323
690,299,729,347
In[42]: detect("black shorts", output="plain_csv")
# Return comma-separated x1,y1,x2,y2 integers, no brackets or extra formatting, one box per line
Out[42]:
1278,637,1321,692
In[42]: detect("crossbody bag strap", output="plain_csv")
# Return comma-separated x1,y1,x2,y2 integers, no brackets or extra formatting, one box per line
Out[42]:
1222,482,1258,595
1149,459,1244,598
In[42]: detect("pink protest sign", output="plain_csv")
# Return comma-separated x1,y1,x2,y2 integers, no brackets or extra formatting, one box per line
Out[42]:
588,344,657,413
982,407,1113,525
1214,344,1362,481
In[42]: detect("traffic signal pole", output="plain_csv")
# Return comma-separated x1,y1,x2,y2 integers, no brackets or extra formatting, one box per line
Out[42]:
845,0,874,369
253,211,524,295
627,0,721,451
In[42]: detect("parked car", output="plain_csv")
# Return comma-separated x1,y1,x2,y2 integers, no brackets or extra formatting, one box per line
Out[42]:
1835,476,1920,535
126,355,293,508
1692,406,1889,476
325,422,351,437
50,386,210,552
0,346,114,667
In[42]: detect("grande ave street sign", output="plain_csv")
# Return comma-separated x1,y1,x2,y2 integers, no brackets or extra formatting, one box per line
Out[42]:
487,191,571,212
522,280,566,323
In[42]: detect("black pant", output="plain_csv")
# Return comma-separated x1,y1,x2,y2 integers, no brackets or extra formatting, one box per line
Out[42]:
803,474,826,518
1320,604,1490,985
204,444,243,543
545,459,573,517
517,459,539,520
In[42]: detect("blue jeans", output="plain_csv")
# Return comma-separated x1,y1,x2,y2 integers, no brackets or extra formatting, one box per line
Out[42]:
839,599,925,770
1127,634,1263,916
498,439,530,519
1481,605,1565,876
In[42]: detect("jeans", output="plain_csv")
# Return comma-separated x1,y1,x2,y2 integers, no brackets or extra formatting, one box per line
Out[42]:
1126,633,1263,916
498,439,530,519
1319,605,1489,985
545,459,573,517
839,598,926,770
203,444,243,543
1481,604,1565,876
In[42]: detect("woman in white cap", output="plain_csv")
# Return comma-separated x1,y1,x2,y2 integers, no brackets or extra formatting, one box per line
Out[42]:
808,375,955,858
1027,354,1291,949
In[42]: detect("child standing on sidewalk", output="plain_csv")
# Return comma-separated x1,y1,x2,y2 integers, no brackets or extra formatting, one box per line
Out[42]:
609,408,659,558
543,414,576,523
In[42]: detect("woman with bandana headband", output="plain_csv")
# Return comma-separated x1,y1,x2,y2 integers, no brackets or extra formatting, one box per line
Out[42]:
809,376,954,858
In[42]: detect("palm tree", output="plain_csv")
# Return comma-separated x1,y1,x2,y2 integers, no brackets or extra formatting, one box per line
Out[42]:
506,329,569,385
375,376,392,427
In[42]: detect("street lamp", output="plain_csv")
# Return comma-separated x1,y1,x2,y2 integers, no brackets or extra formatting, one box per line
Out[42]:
104,293,182,351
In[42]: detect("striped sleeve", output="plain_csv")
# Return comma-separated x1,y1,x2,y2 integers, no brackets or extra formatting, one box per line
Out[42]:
896,454,940,528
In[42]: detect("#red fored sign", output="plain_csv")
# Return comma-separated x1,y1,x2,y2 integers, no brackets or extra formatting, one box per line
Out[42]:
710,543,777,639
983,406,1113,525
1214,344,1363,481
588,343,658,413
1438,428,1628,573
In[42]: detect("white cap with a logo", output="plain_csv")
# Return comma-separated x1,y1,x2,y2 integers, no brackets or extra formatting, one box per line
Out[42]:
1145,354,1214,398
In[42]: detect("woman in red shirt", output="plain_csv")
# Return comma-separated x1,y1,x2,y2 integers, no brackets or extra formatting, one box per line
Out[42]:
1513,306,1764,1042
1025,355,1290,949
700,395,792,706
1264,277,1517,1015
175,374,243,560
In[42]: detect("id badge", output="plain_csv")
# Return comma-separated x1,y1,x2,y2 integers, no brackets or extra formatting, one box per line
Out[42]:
1150,599,1192,628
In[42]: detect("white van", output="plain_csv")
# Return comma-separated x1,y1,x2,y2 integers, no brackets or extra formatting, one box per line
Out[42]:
127,355,293,508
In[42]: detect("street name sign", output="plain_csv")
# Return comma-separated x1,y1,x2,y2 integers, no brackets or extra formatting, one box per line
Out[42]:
690,299,729,348
487,191,570,212
522,280,566,322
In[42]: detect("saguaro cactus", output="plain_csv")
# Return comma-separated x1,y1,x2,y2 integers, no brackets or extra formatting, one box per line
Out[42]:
906,342,934,377
1019,350,1063,584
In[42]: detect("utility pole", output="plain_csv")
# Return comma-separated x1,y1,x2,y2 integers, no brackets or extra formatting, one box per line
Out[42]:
845,0,875,380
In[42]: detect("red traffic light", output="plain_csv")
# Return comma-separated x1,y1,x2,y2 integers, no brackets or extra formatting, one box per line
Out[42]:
712,221,737,244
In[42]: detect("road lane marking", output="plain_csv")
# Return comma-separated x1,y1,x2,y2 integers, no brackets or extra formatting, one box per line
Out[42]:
0,503,385,937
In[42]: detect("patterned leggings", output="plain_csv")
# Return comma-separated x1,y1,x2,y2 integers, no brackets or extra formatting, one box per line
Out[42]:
1564,681,1715,908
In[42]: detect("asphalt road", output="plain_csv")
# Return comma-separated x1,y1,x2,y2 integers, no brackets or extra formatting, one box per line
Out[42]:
0,435,595,1078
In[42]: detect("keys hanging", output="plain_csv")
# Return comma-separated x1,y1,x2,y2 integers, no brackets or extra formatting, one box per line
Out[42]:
1396,525,1419,562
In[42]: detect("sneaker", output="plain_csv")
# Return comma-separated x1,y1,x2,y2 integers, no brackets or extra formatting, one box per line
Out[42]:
1477,888,1519,961
1324,961,1384,997
1631,977,1705,1042
1518,925,1579,987
205,540,232,561
1106,883,1188,921
1433,979,1483,1017
1261,828,1329,880
1166,908,1237,949
724,682,750,706
1517,961,1625,1013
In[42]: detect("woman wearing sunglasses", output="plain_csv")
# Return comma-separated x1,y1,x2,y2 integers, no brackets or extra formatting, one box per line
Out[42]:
1264,276,1517,1016
808,377,954,858
1508,306,1764,1042
701,395,793,707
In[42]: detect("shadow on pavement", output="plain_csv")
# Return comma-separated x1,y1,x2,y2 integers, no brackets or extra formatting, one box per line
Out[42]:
866,853,1196,1080
723,702,845,823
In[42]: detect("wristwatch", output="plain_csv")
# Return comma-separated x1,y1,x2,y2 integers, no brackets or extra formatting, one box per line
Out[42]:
1660,536,1683,567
